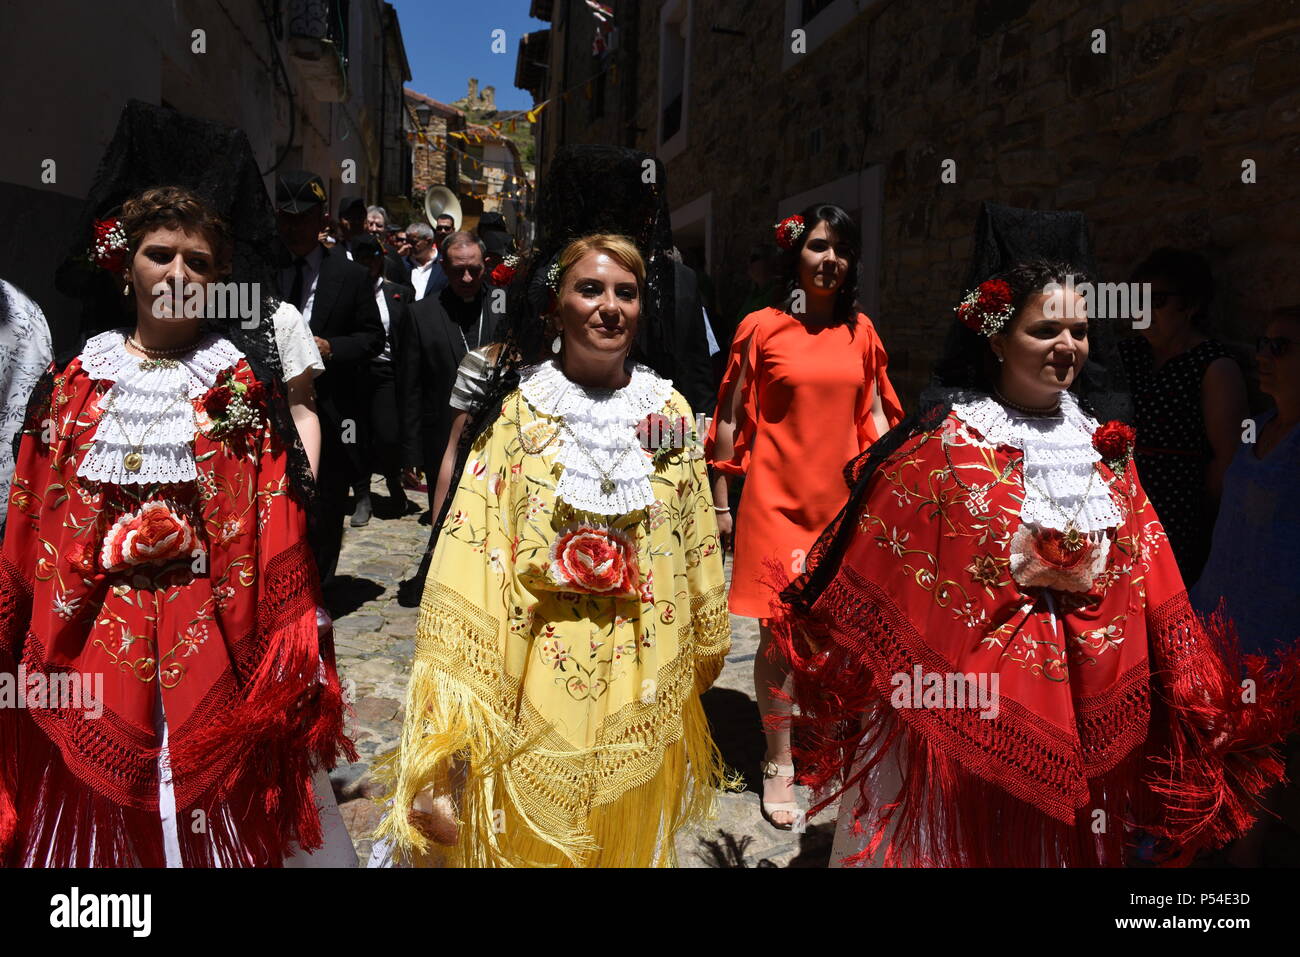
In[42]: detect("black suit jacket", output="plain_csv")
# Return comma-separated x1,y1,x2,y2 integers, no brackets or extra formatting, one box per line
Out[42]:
383,250,412,288
396,286,499,471
305,245,385,473
378,279,415,364
670,261,717,417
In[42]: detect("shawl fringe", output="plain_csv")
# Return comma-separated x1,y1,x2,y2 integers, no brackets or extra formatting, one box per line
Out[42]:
766,560,1297,867
0,542,355,867
374,647,733,868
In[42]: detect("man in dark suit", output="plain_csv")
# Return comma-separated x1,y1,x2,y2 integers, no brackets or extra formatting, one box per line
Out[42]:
364,204,412,287
671,259,717,417
275,170,385,586
350,234,416,524
396,231,499,495
394,231,502,606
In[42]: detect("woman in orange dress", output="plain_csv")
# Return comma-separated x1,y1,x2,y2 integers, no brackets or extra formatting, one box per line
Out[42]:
706,204,903,828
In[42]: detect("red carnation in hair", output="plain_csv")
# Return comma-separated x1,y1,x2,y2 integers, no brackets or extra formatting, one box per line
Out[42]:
774,215,806,250
490,262,516,286
1093,420,1137,464
956,279,1015,335
977,279,1012,310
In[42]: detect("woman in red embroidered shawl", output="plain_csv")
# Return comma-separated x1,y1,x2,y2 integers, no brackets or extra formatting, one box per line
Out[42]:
776,261,1290,867
0,185,352,867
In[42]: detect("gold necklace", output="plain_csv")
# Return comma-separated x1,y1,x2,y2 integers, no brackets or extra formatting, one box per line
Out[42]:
941,432,1020,514
513,391,564,454
557,417,635,496
102,388,189,473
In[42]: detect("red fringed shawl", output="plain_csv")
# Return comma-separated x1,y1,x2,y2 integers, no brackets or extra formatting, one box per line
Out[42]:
0,353,354,867
774,412,1295,867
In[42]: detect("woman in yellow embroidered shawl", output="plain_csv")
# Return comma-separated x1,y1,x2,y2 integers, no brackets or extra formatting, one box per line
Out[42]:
376,233,732,866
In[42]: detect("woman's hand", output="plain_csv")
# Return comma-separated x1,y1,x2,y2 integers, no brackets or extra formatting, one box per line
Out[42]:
409,791,459,846
716,507,734,551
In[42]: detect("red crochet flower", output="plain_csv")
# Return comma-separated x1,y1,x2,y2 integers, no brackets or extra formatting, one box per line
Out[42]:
1092,420,1136,464
100,501,199,573
1034,529,1090,570
204,384,234,418
774,214,806,250
548,524,638,596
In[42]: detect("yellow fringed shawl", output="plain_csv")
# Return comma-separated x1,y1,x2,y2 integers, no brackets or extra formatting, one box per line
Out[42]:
374,383,733,867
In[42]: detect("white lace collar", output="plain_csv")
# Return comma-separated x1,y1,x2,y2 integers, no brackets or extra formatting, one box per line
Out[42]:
518,358,673,516
950,390,1123,533
77,329,244,486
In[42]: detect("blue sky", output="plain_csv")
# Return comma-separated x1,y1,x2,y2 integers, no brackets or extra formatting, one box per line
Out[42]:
392,1,549,111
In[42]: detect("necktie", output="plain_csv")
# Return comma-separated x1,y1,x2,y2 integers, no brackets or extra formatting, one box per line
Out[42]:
289,257,306,311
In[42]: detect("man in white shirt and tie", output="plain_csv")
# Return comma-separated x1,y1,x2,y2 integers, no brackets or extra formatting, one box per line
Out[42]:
405,221,444,300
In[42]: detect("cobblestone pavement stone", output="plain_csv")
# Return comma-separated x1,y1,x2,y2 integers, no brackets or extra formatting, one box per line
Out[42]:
325,477,833,868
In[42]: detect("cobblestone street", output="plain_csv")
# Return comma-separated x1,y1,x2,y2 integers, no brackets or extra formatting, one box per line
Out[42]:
324,477,833,867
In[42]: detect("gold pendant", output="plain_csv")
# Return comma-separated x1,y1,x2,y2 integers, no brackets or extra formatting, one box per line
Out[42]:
123,450,143,472
600,477,615,496
1063,525,1083,552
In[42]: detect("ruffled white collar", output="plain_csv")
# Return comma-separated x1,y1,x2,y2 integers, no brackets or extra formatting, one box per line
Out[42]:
77,329,244,486
950,390,1123,533
518,358,673,516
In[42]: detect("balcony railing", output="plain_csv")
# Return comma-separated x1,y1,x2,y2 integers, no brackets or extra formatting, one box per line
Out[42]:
288,0,349,102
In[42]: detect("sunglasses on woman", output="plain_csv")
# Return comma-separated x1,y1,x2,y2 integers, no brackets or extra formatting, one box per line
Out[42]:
1257,336,1293,357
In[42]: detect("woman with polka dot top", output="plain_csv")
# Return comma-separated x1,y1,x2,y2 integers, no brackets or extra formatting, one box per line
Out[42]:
1119,248,1248,586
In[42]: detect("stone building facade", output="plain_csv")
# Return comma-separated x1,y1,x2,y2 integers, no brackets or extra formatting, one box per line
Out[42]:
2,0,412,352
523,0,1300,403
406,89,465,196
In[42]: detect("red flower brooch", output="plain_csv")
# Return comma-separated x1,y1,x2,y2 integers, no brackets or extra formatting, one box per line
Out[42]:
100,501,200,573
548,524,639,597
202,373,265,437
1009,524,1110,593
956,279,1016,337
637,412,693,466
90,217,129,274
774,214,805,250
1092,420,1136,473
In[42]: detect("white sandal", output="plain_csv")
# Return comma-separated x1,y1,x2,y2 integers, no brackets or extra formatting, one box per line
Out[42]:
760,760,802,831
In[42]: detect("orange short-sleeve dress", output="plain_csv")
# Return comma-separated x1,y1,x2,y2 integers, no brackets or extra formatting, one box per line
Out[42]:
706,307,904,618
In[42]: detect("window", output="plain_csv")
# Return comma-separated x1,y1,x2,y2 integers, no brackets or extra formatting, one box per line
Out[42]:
658,0,691,160
801,0,836,24
782,0,878,71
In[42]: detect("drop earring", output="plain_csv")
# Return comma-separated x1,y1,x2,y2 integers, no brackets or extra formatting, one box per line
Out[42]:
551,333,562,354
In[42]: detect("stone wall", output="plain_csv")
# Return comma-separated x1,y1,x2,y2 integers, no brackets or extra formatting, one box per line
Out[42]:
592,0,1300,403
411,114,452,192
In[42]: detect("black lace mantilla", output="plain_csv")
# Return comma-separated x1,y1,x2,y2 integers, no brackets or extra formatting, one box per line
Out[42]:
44,100,316,509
